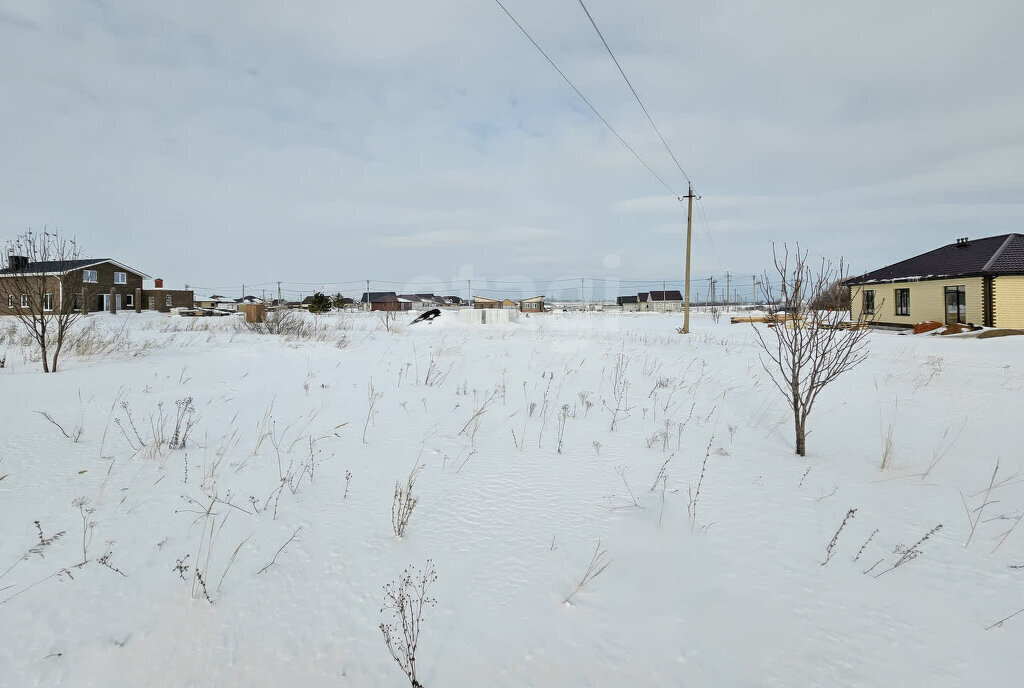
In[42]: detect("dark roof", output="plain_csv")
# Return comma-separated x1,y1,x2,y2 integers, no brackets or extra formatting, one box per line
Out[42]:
415,293,437,300
848,234,1024,284
443,295,463,304
637,292,649,301
360,291,397,302
0,257,150,277
398,294,423,302
617,296,638,305
649,290,683,301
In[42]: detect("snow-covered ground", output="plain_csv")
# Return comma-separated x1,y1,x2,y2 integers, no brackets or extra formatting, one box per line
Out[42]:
1,310,1021,687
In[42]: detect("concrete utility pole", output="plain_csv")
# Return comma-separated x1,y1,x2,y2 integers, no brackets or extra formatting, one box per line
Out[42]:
752,275,756,305
242,284,245,300
581,278,585,310
725,272,730,308
365,279,370,311
468,279,472,307
682,184,696,333
277,281,282,306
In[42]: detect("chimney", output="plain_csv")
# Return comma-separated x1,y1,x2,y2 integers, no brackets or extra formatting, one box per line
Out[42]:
956,237,970,247
154,278,164,288
7,255,29,271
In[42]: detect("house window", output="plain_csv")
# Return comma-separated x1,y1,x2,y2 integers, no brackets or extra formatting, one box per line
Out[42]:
862,289,875,315
20,294,29,308
166,295,173,307
125,293,134,308
895,288,910,316
73,293,81,311
114,272,126,284
43,293,54,311
7,295,12,308
148,296,155,310
83,269,98,283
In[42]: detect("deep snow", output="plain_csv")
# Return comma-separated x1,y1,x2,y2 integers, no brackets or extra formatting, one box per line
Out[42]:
1,310,1021,687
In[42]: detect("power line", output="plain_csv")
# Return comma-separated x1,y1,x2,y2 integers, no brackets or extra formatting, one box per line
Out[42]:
491,0,679,197
576,0,693,190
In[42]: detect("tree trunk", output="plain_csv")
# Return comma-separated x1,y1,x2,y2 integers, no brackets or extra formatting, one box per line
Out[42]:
795,417,806,456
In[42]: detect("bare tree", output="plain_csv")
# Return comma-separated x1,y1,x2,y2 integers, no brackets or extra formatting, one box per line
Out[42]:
2,229,90,373
378,308,399,333
751,245,871,456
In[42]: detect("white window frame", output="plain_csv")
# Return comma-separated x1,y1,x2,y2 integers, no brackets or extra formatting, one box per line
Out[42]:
43,293,54,311
20,294,29,308
166,294,173,307
7,295,12,308
114,272,127,284
83,269,98,284
125,293,134,308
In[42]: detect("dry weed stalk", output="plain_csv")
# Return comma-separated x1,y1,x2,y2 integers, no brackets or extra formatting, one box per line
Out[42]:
565,540,611,605
392,465,422,538
821,508,857,566
380,560,438,688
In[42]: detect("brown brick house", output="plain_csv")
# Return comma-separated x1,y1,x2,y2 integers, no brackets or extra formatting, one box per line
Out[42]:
0,256,192,315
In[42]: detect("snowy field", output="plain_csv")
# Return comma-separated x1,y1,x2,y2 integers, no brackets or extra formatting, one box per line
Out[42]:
1,310,1022,687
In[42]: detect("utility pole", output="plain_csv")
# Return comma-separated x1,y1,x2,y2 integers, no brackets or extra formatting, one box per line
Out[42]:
277,281,282,306
710,277,716,307
682,184,696,333
242,283,245,300
468,279,472,307
365,279,370,311
725,272,730,308
581,277,585,311
752,275,756,305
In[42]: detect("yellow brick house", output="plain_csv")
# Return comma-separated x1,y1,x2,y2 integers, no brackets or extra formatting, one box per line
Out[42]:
847,234,1024,328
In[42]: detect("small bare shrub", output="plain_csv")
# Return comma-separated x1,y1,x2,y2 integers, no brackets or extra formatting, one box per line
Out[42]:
379,560,438,688
872,524,943,577
392,465,422,538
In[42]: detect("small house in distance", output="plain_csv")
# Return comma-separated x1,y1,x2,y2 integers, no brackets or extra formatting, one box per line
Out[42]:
846,234,1024,328
519,296,545,313
615,291,683,312
473,296,501,310
359,291,412,311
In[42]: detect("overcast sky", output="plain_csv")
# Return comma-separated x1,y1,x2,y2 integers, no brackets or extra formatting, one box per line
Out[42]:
1,1,1021,300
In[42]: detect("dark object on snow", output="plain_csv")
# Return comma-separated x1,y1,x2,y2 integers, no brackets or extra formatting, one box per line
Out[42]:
410,308,442,325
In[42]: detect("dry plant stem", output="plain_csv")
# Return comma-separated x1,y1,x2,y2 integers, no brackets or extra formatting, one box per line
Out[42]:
987,608,1024,630
217,534,254,592
688,429,716,532
920,418,967,480
36,411,71,439
821,508,857,566
853,529,879,563
363,381,383,444
564,540,611,604
991,513,1023,554
750,244,871,456
874,524,943,578
963,459,1000,548
258,527,301,575
392,465,422,538
379,560,438,688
